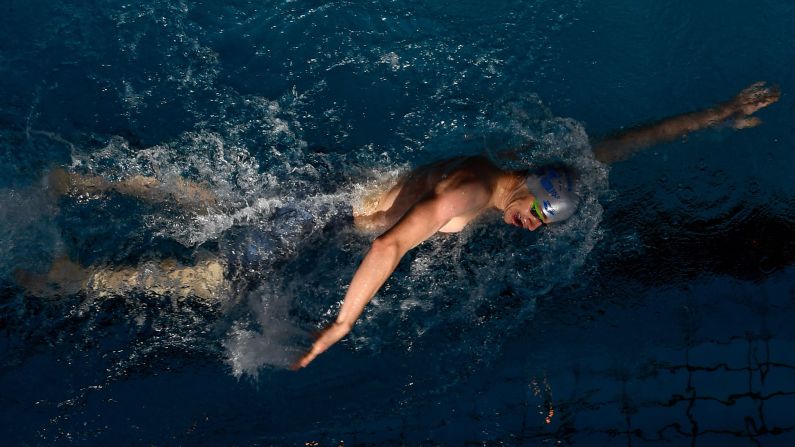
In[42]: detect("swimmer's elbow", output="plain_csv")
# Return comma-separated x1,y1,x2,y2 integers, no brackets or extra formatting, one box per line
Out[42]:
372,199,449,255
372,235,417,266
331,319,354,333
371,236,402,259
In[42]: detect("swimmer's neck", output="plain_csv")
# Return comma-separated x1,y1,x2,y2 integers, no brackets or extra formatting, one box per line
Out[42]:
489,169,527,211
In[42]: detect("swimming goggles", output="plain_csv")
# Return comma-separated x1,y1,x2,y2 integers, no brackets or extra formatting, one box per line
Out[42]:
530,199,547,224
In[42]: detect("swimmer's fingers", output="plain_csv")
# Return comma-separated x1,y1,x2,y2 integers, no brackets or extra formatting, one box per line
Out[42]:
290,322,351,370
290,351,318,371
290,336,333,370
731,81,781,116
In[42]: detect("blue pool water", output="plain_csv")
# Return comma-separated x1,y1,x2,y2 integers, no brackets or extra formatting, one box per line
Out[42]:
1,0,795,445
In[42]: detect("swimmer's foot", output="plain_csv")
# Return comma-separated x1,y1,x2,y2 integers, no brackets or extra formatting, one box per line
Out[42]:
728,81,781,117
14,256,91,297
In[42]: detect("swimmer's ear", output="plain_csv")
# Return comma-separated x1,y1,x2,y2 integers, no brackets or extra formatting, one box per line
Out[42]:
732,116,762,130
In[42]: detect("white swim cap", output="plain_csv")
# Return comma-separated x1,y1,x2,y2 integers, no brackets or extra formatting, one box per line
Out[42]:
525,165,580,224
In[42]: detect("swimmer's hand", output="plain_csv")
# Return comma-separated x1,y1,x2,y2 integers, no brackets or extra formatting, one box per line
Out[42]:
290,321,351,370
726,81,781,128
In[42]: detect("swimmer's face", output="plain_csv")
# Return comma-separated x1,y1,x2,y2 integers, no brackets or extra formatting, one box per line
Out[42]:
504,194,545,231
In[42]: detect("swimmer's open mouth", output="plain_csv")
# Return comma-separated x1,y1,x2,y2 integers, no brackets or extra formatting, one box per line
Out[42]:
512,212,523,227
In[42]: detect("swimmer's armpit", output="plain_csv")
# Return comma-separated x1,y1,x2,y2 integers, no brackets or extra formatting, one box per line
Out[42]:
591,81,781,164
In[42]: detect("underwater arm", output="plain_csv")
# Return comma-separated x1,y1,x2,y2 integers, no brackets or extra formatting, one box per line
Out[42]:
292,185,488,369
291,197,450,369
592,82,781,164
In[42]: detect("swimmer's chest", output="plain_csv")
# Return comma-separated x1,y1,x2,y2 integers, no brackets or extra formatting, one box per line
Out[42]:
433,165,493,233
438,208,482,233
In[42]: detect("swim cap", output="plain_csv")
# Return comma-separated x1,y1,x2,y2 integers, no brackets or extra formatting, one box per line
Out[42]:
525,165,579,223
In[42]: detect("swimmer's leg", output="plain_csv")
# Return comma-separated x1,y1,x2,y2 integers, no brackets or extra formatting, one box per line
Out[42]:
114,175,220,213
16,254,226,300
47,168,219,213
14,256,91,297
47,167,111,197
89,256,226,300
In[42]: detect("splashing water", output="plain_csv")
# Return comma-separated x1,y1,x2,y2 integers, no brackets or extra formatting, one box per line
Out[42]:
9,86,608,380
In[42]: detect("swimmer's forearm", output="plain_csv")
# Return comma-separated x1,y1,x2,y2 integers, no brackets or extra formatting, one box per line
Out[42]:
291,238,405,369
592,103,734,164
293,192,476,369
336,238,403,327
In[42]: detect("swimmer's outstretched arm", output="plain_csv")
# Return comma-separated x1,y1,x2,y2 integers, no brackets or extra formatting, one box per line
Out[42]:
292,184,490,369
592,81,780,164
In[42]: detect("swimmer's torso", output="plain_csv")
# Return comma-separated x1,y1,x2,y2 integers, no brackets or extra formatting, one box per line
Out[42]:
354,156,497,233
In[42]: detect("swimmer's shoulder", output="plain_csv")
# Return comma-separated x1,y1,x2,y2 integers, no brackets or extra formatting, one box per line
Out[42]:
433,158,494,201
408,155,494,202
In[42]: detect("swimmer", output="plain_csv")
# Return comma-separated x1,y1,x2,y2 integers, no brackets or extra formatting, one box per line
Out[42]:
15,82,780,362
291,81,781,369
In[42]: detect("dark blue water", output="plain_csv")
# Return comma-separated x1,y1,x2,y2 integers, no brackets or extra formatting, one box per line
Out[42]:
2,0,794,445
